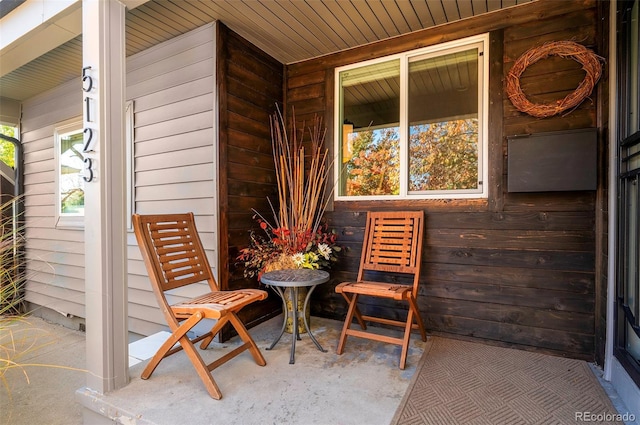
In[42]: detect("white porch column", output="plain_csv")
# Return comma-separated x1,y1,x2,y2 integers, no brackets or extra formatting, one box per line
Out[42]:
81,0,128,394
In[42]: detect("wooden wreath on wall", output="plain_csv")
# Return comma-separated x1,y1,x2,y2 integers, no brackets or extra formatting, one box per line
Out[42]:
506,41,604,118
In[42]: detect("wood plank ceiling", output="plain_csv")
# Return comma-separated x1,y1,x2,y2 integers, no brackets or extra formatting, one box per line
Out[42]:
0,0,534,101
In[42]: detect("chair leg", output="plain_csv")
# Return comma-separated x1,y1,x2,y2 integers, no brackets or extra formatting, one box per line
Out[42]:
198,330,217,350
141,312,224,399
340,292,367,329
337,293,360,355
141,312,203,380
399,299,428,369
199,316,230,350
180,335,224,399
399,309,416,370
408,296,427,342
228,312,266,366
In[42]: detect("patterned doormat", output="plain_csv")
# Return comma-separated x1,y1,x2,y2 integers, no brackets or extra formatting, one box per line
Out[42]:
391,336,623,424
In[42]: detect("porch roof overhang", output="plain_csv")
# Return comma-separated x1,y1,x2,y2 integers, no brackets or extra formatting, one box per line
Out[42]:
0,0,534,108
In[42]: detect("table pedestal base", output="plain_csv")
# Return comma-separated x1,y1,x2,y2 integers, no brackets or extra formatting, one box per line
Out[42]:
267,285,327,364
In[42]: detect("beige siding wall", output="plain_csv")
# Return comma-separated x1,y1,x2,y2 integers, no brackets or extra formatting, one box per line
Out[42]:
128,23,218,336
20,23,218,336
21,79,85,318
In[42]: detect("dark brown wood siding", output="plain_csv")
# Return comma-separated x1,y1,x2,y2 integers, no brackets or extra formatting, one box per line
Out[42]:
217,23,283,332
285,0,606,361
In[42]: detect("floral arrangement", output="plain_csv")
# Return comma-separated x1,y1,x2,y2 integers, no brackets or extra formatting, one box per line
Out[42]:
237,106,340,280
238,216,340,279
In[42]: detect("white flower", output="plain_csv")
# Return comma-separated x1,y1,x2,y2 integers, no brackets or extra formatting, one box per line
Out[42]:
292,252,305,267
317,243,332,260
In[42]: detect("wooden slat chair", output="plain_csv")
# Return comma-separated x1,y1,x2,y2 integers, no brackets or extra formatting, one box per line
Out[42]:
335,211,426,369
132,213,268,400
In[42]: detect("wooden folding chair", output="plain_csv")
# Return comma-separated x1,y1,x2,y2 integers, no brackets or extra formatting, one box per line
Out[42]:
132,213,268,400
335,211,426,369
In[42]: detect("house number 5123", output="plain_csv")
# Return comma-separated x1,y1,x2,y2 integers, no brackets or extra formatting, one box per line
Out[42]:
82,66,95,182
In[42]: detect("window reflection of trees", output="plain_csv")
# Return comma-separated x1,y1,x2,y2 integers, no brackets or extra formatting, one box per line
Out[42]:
59,133,85,214
345,127,399,196
409,119,478,191
344,119,478,196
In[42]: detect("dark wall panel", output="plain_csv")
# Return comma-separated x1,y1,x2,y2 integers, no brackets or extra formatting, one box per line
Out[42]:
217,23,284,332
285,0,605,361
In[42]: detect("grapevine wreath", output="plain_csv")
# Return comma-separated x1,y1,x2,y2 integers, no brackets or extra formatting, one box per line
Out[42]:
506,41,604,118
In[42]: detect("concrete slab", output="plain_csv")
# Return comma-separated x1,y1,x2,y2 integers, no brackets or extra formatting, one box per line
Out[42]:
77,315,426,425
0,316,86,425
3,315,633,425
128,331,173,367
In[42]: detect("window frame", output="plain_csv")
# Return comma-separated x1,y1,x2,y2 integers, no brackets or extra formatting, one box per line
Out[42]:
334,33,490,201
54,118,85,229
53,102,134,230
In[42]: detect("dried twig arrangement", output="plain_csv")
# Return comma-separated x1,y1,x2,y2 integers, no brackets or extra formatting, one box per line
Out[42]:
506,41,604,118
266,105,330,253
237,106,340,278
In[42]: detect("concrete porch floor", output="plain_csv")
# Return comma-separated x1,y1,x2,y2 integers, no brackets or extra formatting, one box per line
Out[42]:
1,314,634,425
1,314,426,425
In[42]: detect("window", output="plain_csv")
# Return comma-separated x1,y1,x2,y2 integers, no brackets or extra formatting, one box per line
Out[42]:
55,120,84,228
335,34,488,200
53,103,134,229
0,125,17,167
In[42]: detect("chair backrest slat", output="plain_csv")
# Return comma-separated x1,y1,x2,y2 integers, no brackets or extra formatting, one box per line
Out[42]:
358,211,424,292
133,213,218,295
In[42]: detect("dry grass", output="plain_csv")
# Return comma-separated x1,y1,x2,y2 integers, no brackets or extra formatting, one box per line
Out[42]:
0,198,83,397
1,198,24,317
0,197,31,393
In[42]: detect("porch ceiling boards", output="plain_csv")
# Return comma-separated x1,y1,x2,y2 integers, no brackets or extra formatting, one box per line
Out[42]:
0,0,534,102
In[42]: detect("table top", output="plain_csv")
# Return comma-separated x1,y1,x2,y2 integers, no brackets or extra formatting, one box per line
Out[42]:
260,269,329,288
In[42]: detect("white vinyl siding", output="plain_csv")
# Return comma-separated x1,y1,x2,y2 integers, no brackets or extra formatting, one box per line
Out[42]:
126,23,217,336
19,23,218,336
21,79,85,318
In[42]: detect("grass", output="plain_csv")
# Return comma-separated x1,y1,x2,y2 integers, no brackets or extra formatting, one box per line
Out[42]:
0,197,24,317
0,196,34,393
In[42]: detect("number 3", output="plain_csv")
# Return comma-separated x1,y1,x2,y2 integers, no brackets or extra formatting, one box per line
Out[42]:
83,158,94,182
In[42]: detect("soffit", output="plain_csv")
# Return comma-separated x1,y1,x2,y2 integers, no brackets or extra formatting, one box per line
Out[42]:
0,0,534,102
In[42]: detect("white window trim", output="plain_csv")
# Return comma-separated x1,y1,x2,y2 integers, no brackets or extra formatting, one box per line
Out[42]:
54,103,134,230
334,33,490,201
54,118,84,229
